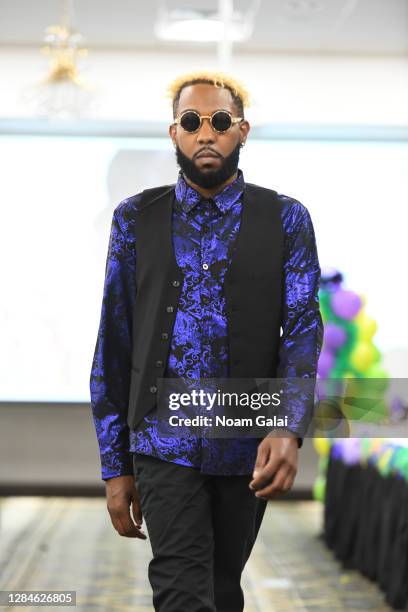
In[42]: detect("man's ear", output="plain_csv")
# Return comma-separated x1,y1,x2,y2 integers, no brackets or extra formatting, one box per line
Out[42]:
239,120,250,144
169,123,177,146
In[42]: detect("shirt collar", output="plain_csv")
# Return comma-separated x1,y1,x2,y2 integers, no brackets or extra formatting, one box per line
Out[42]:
175,169,244,214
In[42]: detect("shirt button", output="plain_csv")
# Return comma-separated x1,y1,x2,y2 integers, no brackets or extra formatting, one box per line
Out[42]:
166,306,174,313
161,332,169,340
155,360,163,367
150,385,158,394
202,263,209,270
172,280,180,287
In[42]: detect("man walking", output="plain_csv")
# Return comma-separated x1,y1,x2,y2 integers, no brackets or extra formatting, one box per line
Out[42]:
90,71,323,611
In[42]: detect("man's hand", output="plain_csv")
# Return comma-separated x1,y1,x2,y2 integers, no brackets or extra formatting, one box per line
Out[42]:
105,475,147,539
249,430,298,500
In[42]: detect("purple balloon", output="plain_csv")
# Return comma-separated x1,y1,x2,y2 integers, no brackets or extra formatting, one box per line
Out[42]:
331,290,362,320
317,350,335,378
390,396,406,420
324,322,347,350
340,438,361,465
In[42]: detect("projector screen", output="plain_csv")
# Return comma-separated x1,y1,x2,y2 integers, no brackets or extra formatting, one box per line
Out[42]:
1,133,407,401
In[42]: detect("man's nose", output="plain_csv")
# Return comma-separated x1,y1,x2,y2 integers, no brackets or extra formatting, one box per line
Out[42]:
196,118,216,144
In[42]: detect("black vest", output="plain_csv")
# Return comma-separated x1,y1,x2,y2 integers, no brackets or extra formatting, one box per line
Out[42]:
126,182,285,431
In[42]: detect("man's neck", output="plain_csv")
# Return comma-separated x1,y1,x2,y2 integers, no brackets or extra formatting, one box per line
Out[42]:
183,171,238,199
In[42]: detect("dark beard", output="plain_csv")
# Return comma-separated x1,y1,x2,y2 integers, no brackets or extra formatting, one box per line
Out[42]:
175,141,241,189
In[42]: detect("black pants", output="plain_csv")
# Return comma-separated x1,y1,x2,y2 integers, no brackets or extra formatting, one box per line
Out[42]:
133,453,267,612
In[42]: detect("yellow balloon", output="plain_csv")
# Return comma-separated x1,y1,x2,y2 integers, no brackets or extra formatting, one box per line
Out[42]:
313,437,331,456
369,438,383,454
378,447,393,474
355,313,378,341
350,342,376,372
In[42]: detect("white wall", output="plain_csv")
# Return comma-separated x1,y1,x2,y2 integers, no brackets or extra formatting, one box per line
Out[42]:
1,47,407,125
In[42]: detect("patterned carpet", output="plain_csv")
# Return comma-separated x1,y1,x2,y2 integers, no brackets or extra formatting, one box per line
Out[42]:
0,498,392,611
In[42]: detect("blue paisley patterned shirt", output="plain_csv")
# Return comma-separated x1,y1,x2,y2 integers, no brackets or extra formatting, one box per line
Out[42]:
90,169,323,481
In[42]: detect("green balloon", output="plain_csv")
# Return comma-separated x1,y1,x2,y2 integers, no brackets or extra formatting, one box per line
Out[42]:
313,476,326,502
358,398,388,423
372,345,382,363
364,364,389,393
318,456,329,473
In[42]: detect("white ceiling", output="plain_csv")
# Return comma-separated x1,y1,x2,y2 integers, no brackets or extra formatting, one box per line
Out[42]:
0,0,407,54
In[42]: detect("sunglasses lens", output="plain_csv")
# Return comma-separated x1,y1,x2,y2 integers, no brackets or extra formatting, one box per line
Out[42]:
180,112,201,132
211,111,232,132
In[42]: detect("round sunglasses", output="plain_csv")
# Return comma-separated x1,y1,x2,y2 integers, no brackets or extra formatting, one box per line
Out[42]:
174,110,243,134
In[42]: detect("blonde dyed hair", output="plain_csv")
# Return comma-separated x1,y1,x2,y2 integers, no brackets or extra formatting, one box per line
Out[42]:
167,70,250,117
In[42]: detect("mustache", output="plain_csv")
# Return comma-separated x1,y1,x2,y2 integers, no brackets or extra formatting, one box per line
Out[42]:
193,147,222,160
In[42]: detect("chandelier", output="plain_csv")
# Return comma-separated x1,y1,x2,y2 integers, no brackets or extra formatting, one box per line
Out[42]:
23,0,95,119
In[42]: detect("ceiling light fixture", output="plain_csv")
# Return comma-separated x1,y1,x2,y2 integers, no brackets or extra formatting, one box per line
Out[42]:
155,1,261,43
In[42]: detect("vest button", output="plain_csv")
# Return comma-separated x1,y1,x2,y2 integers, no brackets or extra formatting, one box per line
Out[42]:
161,332,169,340
166,306,174,313
155,360,163,367
150,385,158,393
172,280,180,287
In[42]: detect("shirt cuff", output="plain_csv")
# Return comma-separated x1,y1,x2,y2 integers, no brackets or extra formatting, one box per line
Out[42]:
100,450,134,481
